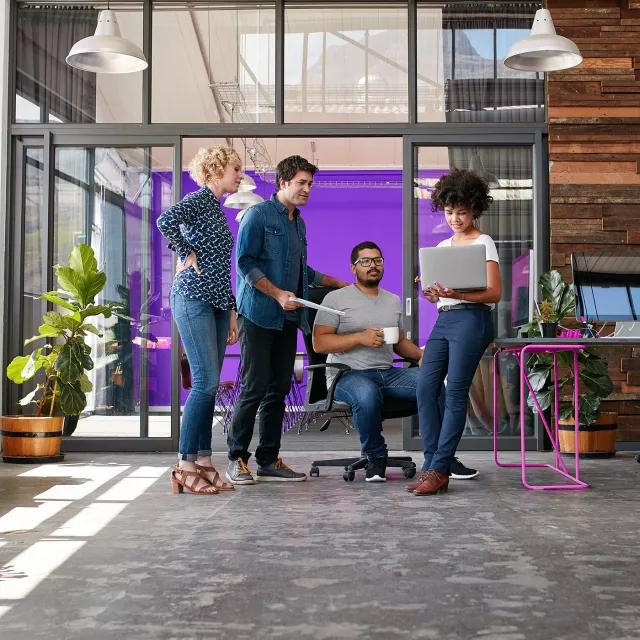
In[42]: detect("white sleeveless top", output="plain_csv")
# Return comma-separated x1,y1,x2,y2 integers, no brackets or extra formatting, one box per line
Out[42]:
436,234,499,311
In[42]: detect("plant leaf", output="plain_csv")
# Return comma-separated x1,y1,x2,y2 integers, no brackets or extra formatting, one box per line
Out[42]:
55,266,81,301
527,386,554,414
21,349,42,380
558,405,574,420
24,334,47,346
528,364,552,392
40,292,77,311
38,323,64,338
580,371,614,398
55,343,83,384
539,270,564,304
78,373,93,393
59,381,87,415
557,287,576,319
43,311,66,329
80,304,112,321
79,324,102,337
7,356,31,383
18,387,39,406
68,244,98,275
84,271,107,305
581,355,609,377
518,321,541,338
578,394,601,426
557,351,575,367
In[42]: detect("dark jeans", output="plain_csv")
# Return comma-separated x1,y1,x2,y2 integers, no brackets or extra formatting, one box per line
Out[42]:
334,367,421,460
171,293,230,461
417,308,494,475
227,316,298,466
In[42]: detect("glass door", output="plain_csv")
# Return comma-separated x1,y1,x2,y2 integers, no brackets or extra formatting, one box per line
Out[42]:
4,138,48,414
4,136,181,452
53,145,177,449
402,134,548,452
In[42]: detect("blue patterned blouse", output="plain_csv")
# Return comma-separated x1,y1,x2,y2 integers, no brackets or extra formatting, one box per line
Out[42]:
157,186,236,311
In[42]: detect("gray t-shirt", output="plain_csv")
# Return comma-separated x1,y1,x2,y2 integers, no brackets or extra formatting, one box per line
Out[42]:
284,217,302,321
314,285,403,386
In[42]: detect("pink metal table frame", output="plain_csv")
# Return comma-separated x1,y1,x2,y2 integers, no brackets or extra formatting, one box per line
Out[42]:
493,343,590,490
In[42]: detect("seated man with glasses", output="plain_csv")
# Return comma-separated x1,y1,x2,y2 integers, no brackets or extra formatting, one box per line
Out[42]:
313,241,478,483
312,241,427,483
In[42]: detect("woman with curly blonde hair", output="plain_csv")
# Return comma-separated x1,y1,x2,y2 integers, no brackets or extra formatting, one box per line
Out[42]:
157,146,243,494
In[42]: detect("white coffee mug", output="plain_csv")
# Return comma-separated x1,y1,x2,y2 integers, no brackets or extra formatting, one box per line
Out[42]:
382,327,399,345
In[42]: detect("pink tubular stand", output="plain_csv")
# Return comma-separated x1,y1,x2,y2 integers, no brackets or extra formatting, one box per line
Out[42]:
493,343,590,490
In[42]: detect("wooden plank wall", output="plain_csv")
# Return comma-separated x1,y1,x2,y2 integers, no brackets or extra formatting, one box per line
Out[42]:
548,0,640,441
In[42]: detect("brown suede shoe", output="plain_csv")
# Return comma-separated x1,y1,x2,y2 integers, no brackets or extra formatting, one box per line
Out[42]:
413,469,449,496
405,472,430,492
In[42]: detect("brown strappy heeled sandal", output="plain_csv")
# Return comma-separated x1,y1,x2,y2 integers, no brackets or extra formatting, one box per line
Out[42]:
171,464,219,494
195,463,235,491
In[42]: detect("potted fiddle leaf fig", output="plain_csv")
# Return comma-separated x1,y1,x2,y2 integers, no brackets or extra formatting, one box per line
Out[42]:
2,244,114,463
518,270,616,457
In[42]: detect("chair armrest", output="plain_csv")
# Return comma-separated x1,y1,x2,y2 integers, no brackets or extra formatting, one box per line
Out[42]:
304,363,352,411
304,363,351,371
393,358,419,368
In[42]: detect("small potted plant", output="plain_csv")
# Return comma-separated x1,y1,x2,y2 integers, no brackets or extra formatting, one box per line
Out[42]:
2,245,113,463
537,299,557,338
519,270,616,456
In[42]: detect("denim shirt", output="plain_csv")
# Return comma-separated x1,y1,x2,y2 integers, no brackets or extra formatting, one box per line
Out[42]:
156,186,236,311
236,194,324,333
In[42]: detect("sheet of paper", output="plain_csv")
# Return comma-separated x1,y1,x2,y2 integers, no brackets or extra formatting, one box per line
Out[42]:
290,297,346,316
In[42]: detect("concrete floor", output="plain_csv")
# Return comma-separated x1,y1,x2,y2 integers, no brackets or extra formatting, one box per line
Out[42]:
0,451,639,640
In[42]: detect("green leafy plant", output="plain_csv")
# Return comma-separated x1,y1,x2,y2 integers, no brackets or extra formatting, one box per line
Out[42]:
6,245,115,417
518,270,613,425
538,299,555,324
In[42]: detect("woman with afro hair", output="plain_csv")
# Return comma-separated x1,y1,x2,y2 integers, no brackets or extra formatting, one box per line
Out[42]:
409,169,502,496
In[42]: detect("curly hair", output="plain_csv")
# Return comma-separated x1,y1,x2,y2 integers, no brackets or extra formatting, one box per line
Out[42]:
188,146,241,187
275,155,318,192
431,169,493,219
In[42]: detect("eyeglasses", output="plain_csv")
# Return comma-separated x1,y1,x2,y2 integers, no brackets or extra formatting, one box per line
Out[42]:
353,257,384,267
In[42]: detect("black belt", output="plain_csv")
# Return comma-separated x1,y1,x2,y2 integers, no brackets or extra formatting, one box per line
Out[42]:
439,303,491,313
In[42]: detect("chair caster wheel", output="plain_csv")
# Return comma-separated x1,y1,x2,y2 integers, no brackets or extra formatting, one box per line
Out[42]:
310,466,320,477
404,467,416,479
343,471,355,482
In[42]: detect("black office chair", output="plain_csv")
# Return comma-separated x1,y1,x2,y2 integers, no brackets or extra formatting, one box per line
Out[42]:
302,286,417,482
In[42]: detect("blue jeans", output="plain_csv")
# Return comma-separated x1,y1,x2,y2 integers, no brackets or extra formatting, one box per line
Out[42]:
171,293,230,461
334,367,420,460
417,308,494,475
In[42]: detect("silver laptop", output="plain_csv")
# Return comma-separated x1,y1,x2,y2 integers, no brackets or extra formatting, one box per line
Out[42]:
419,244,487,293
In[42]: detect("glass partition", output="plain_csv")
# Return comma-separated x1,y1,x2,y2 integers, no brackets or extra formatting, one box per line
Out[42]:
152,3,276,123
412,143,535,445
15,3,144,123
417,2,544,123
284,4,409,123
53,146,173,438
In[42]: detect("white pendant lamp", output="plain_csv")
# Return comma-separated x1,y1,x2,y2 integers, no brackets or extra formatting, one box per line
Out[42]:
224,191,264,210
469,155,500,189
235,208,250,222
66,10,148,74
238,175,257,192
504,9,582,72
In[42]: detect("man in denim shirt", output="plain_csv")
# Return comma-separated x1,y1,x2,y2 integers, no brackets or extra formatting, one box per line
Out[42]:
226,156,348,484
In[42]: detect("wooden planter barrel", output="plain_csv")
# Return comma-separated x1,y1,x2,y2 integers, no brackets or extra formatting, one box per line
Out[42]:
1,416,65,464
558,412,617,459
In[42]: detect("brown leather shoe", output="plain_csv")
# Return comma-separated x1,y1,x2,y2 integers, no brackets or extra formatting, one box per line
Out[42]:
405,472,430,492
413,469,449,496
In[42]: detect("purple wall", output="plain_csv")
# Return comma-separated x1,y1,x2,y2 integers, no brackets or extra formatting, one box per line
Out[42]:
141,168,448,408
